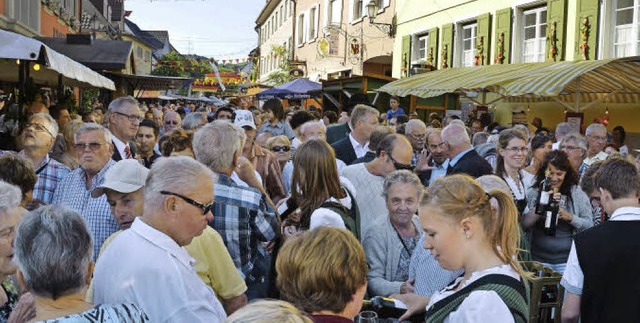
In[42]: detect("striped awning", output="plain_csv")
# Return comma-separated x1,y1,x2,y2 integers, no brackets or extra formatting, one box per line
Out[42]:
378,56,640,111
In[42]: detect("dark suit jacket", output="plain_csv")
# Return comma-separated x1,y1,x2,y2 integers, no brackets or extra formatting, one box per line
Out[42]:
331,137,357,165
447,149,493,179
326,123,350,145
111,140,138,161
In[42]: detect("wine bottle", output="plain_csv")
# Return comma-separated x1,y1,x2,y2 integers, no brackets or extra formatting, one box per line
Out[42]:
535,168,552,216
361,296,417,322
544,188,560,236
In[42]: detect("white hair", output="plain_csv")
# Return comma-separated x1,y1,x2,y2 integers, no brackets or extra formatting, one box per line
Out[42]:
442,123,470,147
30,113,59,138
0,181,21,214
193,120,245,172
405,119,426,134
300,121,326,135
107,96,139,113
73,123,112,144
585,123,606,136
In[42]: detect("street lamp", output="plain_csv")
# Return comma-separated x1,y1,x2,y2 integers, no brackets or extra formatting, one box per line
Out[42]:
365,0,395,37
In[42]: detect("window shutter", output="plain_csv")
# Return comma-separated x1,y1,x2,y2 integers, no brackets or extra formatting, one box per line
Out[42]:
574,0,599,60
401,35,411,78
427,28,439,68
546,0,568,62
494,8,511,64
476,13,491,65
441,23,454,69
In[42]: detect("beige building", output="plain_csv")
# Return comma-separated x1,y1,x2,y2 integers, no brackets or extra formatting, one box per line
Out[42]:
256,0,295,84
294,0,396,81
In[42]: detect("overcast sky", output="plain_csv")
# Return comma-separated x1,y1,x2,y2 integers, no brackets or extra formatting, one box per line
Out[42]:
125,0,263,60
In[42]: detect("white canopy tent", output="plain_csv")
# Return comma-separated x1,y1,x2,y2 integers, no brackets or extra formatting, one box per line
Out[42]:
0,29,115,91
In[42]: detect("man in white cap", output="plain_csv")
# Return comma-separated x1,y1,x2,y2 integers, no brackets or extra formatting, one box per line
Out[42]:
90,158,248,315
235,110,286,204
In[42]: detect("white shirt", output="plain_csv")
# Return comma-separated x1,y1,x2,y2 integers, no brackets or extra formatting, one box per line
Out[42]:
561,206,640,295
93,218,227,322
348,133,369,159
426,264,520,323
583,151,608,166
112,135,130,159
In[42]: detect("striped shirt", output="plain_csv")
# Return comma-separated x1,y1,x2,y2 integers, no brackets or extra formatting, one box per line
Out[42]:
52,159,119,260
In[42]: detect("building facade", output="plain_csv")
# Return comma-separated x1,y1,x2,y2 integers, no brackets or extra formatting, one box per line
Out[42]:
256,0,295,84
0,0,80,38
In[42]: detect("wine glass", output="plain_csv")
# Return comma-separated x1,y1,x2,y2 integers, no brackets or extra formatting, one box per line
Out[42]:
356,310,379,323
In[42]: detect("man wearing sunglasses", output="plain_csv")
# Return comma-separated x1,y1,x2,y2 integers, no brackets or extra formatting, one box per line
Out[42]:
107,96,141,161
340,134,414,239
92,157,228,321
90,159,248,316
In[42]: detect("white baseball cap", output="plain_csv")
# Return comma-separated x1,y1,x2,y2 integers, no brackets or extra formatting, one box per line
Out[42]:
91,159,150,198
233,110,256,129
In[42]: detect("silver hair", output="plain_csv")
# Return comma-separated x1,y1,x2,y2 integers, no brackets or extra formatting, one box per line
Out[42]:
555,122,572,137
405,119,426,134
107,96,139,113
73,123,112,144
426,128,442,144
182,112,208,130
442,123,470,147
561,132,588,157
300,120,326,135
349,104,380,129
144,156,217,212
512,124,530,141
472,132,490,146
382,170,424,200
449,119,465,127
585,123,606,136
193,120,246,172
14,205,93,300
0,181,21,214
31,113,59,138
487,134,500,145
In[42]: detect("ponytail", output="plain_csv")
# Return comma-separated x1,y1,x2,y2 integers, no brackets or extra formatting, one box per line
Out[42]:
488,189,530,279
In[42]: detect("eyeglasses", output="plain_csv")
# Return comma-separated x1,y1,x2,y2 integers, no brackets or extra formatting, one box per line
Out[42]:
408,133,427,140
504,147,529,154
388,154,414,171
74,142,103,152
427,141,447,151
0,93,11,101
588,135,607,142
271,145,291,152
165,120,180,125
160,190,213,216
25,123,54,138
114,111,142,123
560,145,581,151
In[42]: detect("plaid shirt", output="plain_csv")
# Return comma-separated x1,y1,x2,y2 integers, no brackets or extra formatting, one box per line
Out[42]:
52,159,119,260
211,174,278,279
30,154,70,204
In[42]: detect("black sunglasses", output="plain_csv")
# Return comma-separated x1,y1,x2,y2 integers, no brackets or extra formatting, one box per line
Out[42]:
271,145,291,152
388,154,414,171
160,191,213,215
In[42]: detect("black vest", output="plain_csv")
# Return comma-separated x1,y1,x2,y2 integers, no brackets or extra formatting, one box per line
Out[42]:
575,220,640,323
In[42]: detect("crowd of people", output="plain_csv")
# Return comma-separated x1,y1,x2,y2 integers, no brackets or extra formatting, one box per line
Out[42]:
0,91,637,322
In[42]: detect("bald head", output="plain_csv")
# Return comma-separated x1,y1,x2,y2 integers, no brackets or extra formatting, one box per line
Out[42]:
300,121,327,142
163,111,182,133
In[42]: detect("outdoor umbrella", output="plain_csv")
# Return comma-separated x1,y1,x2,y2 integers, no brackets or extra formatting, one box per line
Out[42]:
256,78,321,100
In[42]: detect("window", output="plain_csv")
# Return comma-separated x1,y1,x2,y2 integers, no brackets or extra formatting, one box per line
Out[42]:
11,0,39,32
290,0,294,17
137,47,143,58
413,34,428,62
353,0,363,20
613,0,640,57
522,6,547,62
327,0,342,26
284,0,288,17
268,21,271,38
461,23,477,67
309,6,318,40
298,14,306,45
280,6,284,26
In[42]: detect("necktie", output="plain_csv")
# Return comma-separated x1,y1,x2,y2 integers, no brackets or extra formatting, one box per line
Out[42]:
124,144,132,159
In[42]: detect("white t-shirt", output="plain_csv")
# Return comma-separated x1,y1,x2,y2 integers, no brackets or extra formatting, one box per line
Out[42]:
426,264,520,323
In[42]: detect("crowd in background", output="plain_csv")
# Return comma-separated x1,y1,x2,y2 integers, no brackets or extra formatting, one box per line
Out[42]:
0,91,637,322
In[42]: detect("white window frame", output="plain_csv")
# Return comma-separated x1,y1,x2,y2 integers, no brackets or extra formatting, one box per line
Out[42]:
607,0,640,58
7,0,40,33
350,0,364,22
297,13,306,46
308,5,319,42
458,22,477,67
274,13,278,33
520,6,547,62
411,33,429,64
325,0,343,27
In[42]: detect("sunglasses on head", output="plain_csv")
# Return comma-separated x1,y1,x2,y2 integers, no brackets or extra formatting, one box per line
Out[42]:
271,145,291,152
